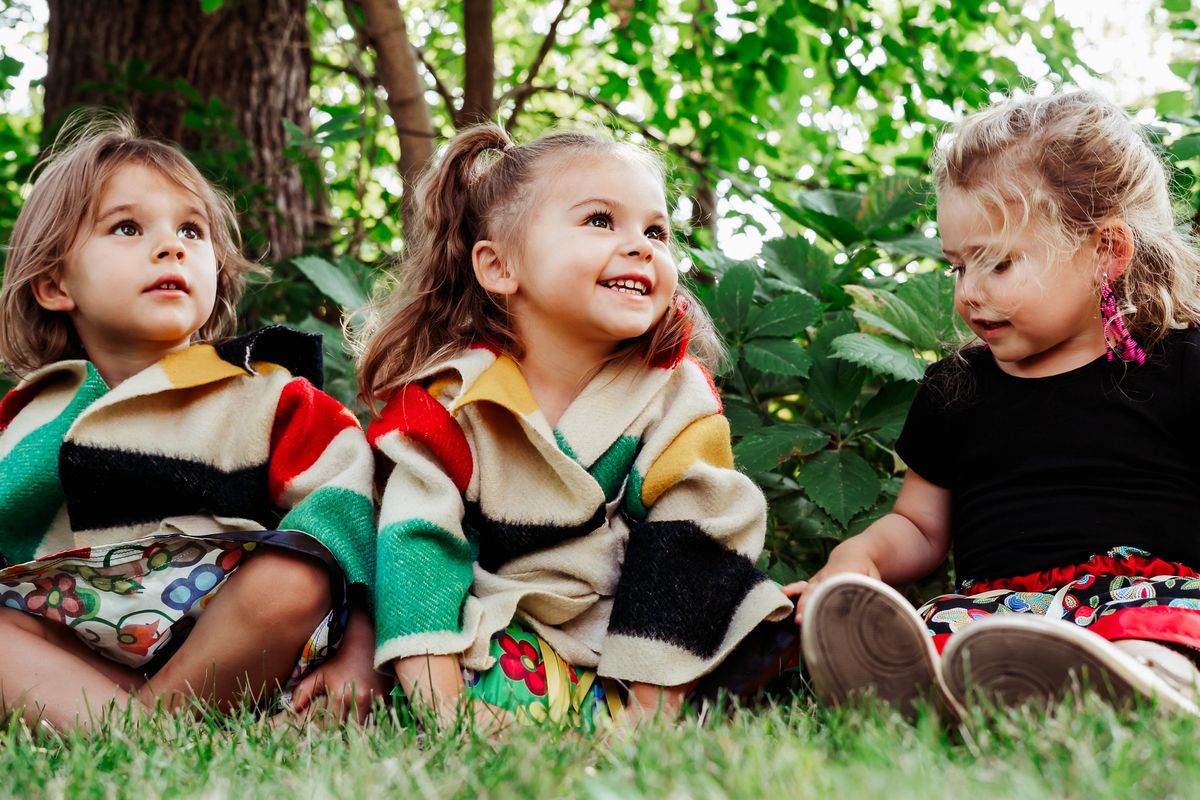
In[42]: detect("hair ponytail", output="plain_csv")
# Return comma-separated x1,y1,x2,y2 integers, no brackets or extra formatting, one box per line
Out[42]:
355,123,724,410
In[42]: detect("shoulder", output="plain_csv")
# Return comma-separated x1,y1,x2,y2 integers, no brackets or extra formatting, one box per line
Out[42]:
213,325,325,388
0,361,95,433
652,356,724,416
914,345,988,411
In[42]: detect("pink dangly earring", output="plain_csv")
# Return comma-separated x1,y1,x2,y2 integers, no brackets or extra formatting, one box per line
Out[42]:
1100,281,1146,365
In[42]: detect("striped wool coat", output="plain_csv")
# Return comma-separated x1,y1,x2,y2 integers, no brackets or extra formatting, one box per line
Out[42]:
0,327,375,588
370,345,791,686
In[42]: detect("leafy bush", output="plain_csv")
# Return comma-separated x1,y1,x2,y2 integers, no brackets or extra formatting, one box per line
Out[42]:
691,177,958,594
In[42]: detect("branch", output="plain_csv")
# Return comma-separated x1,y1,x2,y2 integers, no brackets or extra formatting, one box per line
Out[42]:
523,84,707,172
413,46,458,123
504,0,572,131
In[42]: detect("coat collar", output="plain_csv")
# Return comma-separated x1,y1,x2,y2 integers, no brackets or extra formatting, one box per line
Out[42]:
452,351,675,468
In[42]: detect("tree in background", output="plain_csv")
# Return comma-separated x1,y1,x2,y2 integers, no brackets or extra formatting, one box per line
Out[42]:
42,0,319,259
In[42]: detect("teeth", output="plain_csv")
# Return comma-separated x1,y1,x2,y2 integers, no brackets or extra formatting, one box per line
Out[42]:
601,278,648,295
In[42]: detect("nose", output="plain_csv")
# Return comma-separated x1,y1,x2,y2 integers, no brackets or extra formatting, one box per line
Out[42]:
152,231,186,262
955,269,983,308
625,235,655,263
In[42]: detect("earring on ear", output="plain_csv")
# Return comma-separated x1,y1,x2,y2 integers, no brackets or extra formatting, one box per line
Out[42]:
1100,279,1146,365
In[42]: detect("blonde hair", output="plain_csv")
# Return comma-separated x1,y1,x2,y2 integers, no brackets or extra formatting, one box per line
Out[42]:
356,123,720,409
0,111,260,376
932,91,1200,348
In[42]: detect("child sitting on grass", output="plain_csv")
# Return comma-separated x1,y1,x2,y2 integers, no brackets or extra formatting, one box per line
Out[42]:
0,114,387,731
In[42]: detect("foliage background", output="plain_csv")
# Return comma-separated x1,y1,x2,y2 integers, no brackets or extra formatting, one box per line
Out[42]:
1,0,1199,591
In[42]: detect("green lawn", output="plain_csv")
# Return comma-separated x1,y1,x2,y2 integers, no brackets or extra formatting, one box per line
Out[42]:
4,694,1198,799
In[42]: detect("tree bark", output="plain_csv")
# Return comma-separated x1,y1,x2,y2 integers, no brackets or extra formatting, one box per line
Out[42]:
357,0,435,229
44,0,319,261
459,0,495,127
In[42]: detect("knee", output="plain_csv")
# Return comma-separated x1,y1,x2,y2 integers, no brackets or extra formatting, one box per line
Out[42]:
227,548,334,630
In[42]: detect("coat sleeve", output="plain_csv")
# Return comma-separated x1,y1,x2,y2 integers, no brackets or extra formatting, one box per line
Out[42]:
268,377,377,590
598,360,791,685
368,384,480,670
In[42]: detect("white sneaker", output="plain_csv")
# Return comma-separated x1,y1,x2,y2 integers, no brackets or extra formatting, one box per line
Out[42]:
941,614,1200,715
801,574,963,719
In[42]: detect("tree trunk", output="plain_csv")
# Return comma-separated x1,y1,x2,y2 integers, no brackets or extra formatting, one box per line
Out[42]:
44,0,318,260
357,0,436,230
460,0,495,127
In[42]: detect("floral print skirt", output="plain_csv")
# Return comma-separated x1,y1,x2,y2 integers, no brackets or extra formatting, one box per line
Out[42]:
920,547,1200,654
462,624,626,729
0,529,347,696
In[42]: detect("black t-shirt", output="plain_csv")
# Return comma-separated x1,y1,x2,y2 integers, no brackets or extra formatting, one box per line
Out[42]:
896,328,1200,582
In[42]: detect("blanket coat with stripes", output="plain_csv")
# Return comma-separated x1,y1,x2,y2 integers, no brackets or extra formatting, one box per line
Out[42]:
370,346,791,685
0,327,375,588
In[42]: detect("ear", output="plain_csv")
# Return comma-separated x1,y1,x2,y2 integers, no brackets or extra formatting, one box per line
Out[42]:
472,240,518,296
31,273,76,313
1094,221,1134,283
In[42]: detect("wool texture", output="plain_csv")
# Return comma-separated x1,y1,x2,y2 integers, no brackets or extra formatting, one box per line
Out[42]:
0,327,376,588
371,347,791,686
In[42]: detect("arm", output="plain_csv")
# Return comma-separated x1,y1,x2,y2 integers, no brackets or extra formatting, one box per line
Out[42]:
269,378,377,587
783,468,951,623
599,364,792,700
370,385,478,705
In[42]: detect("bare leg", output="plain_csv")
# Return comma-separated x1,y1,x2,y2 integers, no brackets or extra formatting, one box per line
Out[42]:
0,608,146,731
138,547,332,712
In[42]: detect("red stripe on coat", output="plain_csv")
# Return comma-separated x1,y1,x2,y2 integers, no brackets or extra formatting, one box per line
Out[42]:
367,384,473,494
268,378,361,503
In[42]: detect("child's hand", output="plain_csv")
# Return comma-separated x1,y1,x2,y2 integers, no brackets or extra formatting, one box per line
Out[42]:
286,606,390,725
782,548,881,625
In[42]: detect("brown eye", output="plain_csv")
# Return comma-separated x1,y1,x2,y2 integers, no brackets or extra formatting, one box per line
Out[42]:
113,221,139,236
587,212,613,229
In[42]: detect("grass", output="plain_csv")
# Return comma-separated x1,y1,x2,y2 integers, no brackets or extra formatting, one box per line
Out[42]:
4,693,1200,799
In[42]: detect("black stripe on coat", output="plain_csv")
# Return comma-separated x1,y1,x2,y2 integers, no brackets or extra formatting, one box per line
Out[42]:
608,520,767,658
214,325,324,389
465,501,606,573
60,443,278,531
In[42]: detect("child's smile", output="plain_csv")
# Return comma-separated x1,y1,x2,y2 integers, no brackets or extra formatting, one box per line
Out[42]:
503,155,679,358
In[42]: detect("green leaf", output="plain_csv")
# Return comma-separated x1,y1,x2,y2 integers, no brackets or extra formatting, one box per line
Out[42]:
199,0,225,12
896,270,958,345
715,265,758,337
798,449,881,525
875,232,945,261
744,338,812,376
734,425,829,474
748,292,822,338
806,314,867,421
792,189,867,245
1170,133,1200,161
856,381,919,440
291,255,369,311
1164,0,1190,11
761,235,835,294
831,333,927,382
857,175,924,235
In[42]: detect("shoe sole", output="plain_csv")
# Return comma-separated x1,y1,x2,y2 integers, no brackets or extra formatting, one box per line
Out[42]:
942,615,1199,715
801,574,959,718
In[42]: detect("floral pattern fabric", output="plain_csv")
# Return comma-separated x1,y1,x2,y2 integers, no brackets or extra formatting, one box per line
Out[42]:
920,547,1200,654
0,532,344,694
462,624,626,730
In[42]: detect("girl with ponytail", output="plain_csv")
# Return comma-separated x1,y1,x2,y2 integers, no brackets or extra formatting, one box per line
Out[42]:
358,125,790,730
